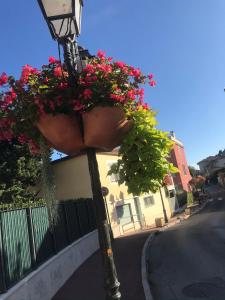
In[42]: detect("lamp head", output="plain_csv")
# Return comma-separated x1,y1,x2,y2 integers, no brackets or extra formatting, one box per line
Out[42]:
37,0,83,40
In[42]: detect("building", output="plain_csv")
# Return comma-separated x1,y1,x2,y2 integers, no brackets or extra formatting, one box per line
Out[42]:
198,150,225,177
51,150,177,237
168,131,192,192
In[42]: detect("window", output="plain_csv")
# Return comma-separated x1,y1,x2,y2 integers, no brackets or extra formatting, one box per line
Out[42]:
169,189,175,198
144,196,155,207
107,161,120,183
116,204,132,225
182,164,187,175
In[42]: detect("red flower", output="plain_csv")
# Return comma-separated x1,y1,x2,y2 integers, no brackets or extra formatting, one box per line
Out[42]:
127,90,136,101
130,67,141,78
28,139,40,155
20,64,39,84
97,50,106,59
148,73,154,80
49,56,59,64
54,66,63,77
0,72,8,86
149,80,156,87
115,61,126,68
83,89,93,100
142,103,150,110
83,64,95,73
18,134,28,144
110,93,125,103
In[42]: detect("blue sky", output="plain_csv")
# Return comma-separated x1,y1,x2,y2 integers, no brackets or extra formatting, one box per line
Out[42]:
1,0,225,167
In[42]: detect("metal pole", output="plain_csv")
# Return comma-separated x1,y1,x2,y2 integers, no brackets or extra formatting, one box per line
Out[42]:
159,187,168,223
87,148,120,299
59,36,121,300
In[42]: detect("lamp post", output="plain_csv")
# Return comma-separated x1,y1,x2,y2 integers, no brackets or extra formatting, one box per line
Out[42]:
37,1,121,299
159,187,168,224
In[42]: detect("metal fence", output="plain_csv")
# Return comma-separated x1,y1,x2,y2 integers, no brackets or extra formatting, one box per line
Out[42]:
0,198,96,292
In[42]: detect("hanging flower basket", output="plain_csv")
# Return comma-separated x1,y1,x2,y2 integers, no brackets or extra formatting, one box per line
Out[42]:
83,106,133,151
37,113,85,155
0,51,178,195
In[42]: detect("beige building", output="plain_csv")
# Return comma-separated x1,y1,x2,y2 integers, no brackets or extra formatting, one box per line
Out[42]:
52,151,177,237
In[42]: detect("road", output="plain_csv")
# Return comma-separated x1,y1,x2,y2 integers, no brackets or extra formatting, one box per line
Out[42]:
147,197,225,300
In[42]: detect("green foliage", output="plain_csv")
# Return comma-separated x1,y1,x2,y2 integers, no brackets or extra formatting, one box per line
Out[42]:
0,140,41,204
108,107,178,195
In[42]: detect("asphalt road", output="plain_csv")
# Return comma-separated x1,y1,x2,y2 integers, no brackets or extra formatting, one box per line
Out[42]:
147,197,225,300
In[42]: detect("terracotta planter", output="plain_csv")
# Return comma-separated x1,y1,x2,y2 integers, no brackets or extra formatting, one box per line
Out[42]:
83,106,133,151
37,114,85,155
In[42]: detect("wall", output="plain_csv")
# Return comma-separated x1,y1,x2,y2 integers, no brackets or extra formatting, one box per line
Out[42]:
96,153,174,235
52,155,92,200
0,231,99,300
138,189,173,227
52,152,176,237
170,143,192,192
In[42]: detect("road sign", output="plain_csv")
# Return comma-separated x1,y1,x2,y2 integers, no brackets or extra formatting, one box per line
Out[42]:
101,186,109,197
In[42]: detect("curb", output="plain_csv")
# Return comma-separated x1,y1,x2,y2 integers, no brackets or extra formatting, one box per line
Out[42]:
141,232,156,300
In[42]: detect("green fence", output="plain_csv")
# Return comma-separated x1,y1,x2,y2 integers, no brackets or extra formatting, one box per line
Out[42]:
0,199,96,292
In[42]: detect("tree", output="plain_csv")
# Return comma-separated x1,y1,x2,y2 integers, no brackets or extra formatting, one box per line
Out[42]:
0,140,41,204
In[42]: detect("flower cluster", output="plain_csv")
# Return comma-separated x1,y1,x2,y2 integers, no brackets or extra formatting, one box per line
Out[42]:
0,51,155,151
77,50,156,112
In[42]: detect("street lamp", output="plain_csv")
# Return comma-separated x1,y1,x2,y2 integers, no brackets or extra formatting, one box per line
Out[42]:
37,1,122,299
37,0,83,39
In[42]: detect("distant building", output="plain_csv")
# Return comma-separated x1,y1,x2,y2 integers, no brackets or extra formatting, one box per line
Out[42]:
168,131,192,192
198,150,225,176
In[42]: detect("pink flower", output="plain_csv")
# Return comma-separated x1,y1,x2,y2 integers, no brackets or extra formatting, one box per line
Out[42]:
18,134,28,144
130,67,141,78
127,90,136,101
54,66,63,77
28,139,40,155
115,61,126,68
20,64,39,84
49,56,59,64
149,80,156,87
4,95,13,106
96,64,112,73
83,89,93,100
148,73,154,80
110,94,125,102
97,50,106,59
10,88,17,100
142,103,150,110
0,72,8,86
83,64,95,73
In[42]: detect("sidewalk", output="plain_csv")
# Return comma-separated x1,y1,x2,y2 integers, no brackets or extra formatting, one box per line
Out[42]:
52,229,154,300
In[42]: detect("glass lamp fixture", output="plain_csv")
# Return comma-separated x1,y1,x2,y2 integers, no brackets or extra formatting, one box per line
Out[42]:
37,0,83,39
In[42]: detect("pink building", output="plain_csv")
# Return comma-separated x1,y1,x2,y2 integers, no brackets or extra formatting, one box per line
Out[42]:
168,132,192,192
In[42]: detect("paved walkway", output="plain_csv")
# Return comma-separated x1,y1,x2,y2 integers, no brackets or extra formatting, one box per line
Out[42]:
52,229,153,300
